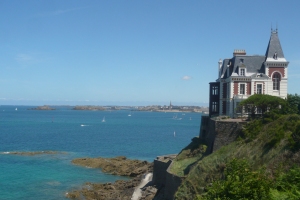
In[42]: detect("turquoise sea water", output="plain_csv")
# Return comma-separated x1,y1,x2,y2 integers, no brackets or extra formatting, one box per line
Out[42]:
0,106,201,200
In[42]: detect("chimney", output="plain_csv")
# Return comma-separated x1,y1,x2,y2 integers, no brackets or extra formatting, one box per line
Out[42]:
233,49,246,56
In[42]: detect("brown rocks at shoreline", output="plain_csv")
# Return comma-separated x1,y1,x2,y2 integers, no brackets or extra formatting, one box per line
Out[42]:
66,176,143,200
67,156,154,200
71,156,153,176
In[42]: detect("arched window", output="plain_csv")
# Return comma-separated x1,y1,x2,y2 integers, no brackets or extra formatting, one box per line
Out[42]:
273,73,281,90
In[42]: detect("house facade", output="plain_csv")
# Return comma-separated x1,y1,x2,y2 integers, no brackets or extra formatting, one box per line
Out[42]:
209,29,289,118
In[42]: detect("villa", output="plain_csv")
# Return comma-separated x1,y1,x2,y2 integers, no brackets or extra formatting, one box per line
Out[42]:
209,29,289,118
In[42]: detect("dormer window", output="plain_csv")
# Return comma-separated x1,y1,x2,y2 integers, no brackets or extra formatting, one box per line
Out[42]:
240,59,244,63
240,68,245,76
273,52,278,60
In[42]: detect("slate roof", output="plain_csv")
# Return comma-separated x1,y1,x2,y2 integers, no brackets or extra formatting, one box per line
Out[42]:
265,30,284,59
231,55,266,74
219,30,285,80
220,59,230,79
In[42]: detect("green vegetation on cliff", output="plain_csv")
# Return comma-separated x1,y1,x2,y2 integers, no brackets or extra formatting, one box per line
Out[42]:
173,94,300,200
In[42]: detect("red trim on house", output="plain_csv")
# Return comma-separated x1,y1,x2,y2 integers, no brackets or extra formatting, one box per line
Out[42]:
234,82,238,95
269,67,285,77
247,82,251,95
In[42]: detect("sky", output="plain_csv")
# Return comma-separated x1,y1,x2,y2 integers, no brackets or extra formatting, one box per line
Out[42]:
0,0,300,106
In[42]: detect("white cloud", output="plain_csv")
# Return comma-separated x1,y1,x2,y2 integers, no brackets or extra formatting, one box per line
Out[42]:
182,76,192,80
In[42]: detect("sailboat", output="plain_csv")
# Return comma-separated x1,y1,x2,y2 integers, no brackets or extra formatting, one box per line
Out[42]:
15,108,17,111
174,131,176,137
128,112,131,117
102,117,106,122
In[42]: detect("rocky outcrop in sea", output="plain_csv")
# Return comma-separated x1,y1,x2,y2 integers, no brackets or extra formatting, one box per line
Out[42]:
67,156,154,200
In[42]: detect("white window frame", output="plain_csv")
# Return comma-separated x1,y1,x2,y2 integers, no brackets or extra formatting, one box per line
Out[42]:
239,83,245,95
273,73,280,91
240,68,245,76
257,84,262,94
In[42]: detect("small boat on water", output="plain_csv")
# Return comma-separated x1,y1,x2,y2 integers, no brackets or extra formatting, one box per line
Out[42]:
15,108,17,111
102,117,106,122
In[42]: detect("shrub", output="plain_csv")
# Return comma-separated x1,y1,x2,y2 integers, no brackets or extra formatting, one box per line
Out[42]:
198,159,272,200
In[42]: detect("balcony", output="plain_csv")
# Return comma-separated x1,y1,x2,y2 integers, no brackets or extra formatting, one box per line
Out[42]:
233,94,250,99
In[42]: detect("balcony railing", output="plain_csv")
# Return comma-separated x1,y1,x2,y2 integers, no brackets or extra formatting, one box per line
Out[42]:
233,94,250,99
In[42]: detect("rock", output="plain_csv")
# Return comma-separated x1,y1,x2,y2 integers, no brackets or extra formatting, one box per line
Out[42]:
71,156,153,176
67,156,154,200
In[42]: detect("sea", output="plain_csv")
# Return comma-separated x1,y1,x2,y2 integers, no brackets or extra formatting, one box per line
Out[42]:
0,105,201,200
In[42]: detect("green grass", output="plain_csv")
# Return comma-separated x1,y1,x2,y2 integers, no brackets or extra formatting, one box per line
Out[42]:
169,157,200,176
174,114,300,200
168,137,207,176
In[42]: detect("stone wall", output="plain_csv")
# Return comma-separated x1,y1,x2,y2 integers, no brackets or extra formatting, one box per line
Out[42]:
200,116,246,153
152,154,184,200
151,117,246,199
164,161,185,200
152,155,176,187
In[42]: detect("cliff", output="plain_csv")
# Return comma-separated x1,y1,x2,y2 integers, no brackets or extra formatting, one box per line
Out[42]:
174,114,300,199
145,114,300,199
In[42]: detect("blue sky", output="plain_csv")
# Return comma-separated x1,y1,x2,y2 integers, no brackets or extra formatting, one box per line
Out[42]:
0,0,300,106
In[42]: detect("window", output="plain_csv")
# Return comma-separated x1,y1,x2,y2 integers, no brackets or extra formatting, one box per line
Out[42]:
212,102,218,112
257,84,262,94
212,86,218,95
240,84,245,95
240,68,245,76
273,73,280,90
257,107,262,114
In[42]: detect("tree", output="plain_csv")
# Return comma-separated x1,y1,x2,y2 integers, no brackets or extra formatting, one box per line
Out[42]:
287,94,300,114
238,94,287,119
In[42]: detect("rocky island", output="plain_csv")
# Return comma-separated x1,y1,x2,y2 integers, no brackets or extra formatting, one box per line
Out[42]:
27,105,55,110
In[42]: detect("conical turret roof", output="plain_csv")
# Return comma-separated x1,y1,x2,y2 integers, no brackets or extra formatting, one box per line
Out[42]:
265,30,285,60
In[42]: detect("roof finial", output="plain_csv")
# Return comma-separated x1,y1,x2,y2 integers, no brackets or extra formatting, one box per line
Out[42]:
276,22,278,33
271,23,273,33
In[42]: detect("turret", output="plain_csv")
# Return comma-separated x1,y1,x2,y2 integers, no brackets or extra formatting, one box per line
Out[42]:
265,29,285,61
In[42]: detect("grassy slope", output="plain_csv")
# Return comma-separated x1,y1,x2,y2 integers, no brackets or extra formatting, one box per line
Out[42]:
169,137,207,177
174,114,300,200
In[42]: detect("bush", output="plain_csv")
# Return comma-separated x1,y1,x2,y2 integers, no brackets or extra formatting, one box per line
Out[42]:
198,159,272,200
